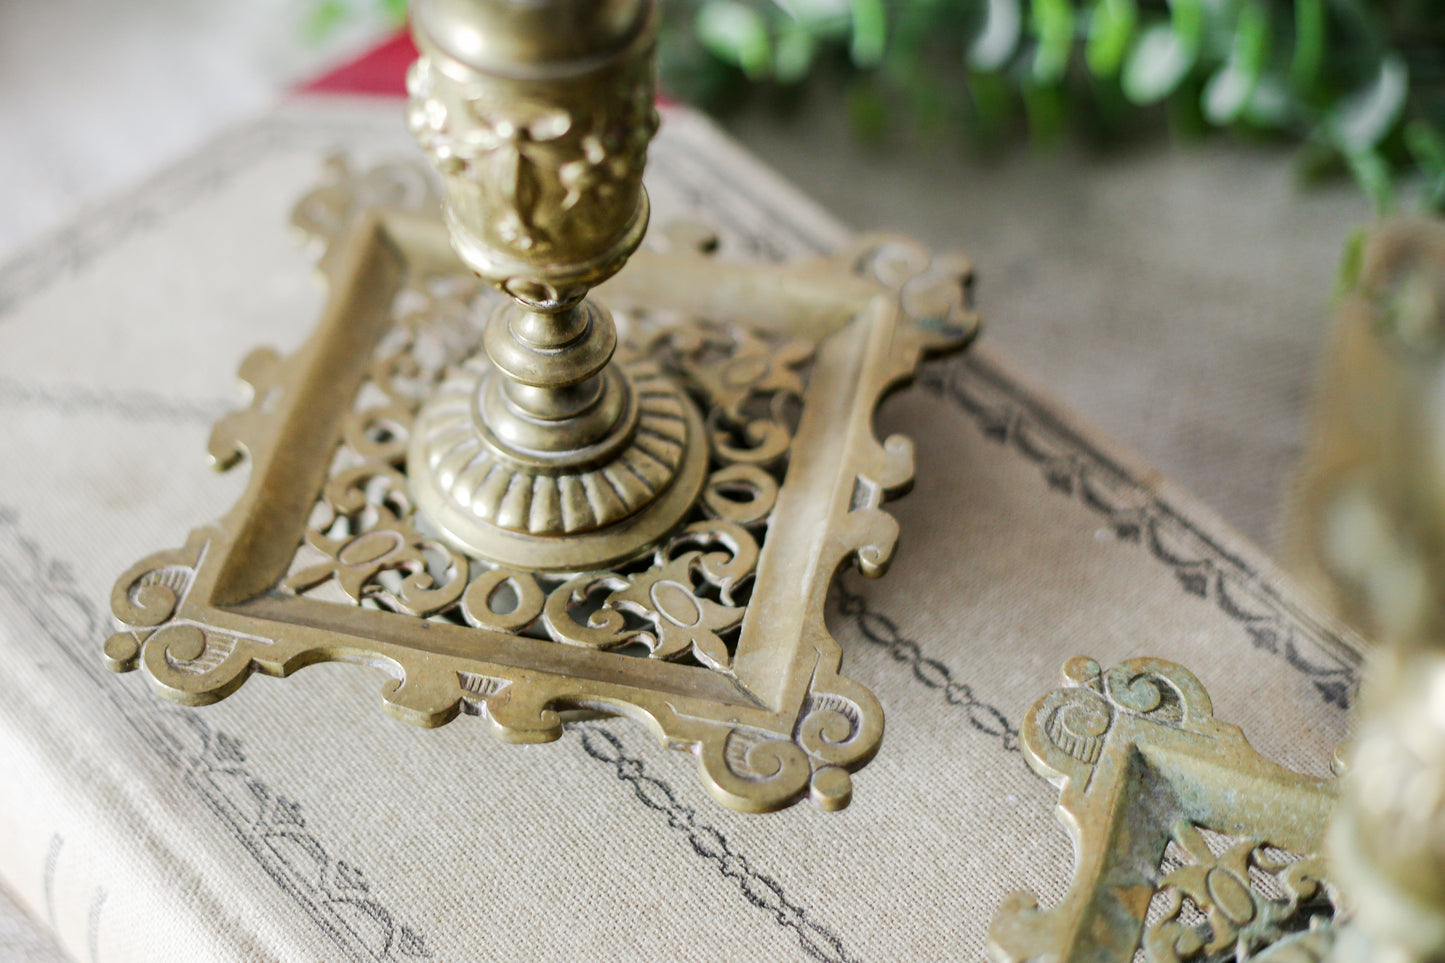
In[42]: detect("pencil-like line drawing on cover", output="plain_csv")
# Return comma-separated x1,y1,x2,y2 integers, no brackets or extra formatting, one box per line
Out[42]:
834,579,1020,752
577,722,860,963
0,509,433,962
41,835,61,930
85,886,105,963
0,376,229,426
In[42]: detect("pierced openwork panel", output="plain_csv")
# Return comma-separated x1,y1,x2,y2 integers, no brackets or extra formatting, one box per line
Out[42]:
1136,823,1340,962
104,159,977,813
280,251,816,672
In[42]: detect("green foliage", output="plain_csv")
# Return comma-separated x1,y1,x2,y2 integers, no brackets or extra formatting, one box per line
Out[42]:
666,0,1445,214
301,0,1445,213
301,0,407,44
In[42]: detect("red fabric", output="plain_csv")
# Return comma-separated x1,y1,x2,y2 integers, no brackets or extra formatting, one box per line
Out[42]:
298,30,416,97
296,28,676,105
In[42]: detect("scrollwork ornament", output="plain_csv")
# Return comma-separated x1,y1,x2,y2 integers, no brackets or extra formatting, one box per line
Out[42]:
701,464,778,528
541,572,634,650
847,235,980,351
1143,823,1339,962
704,676,881,813
104,531,211,671
605,553,741,669
1104,663,1188,724
794,693,865,766
285,464,467,618
1043,690,1112,765
536,522,756,669
988,657,1338,962
291,155,439,249
720,729,812,800
460,568,545,633
657,322,814,469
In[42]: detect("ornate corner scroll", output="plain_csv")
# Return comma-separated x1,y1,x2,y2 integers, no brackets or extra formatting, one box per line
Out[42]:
104,158,976,814
988,656,1342,961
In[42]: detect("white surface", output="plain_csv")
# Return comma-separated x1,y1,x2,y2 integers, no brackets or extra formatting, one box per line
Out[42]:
0,0,392,262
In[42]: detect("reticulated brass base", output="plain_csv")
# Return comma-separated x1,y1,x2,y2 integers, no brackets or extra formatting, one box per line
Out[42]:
407,354,709,571
104,157,980,814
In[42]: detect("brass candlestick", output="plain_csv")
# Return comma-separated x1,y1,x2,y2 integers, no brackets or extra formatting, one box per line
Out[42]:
103,0,979,813
405,0,706,570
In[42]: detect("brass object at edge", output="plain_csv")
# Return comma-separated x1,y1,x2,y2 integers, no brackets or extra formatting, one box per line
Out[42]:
1285,221,1445,962
988,656,1341,962
103,155,978,814
993,220,1445,960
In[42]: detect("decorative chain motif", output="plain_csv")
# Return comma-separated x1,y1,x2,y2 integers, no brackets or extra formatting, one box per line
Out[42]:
834,580,1018,751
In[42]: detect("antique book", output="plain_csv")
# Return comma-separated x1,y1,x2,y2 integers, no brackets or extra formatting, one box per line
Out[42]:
0,95,1361,961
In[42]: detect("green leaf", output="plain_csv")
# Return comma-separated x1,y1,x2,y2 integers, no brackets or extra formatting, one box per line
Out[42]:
773,19,819,82
1407,120,1445,175
847,83,889,144
303,0,352,44
1406,120,1445,211
1335,227,1367,298
1345,149,1396,214
849,0,887,66
1289,0,1325,89
1168,0,1205,59
1023,83,1067,142
696,0,773,79
966,70,1018,143
1122,24,1193,104
1242,75,1293,127
774,0,849,24
1328,55,1408,155
1031,0,1077,86
1086,0,1138,78
1201,1,1269,125
968,0,1022,71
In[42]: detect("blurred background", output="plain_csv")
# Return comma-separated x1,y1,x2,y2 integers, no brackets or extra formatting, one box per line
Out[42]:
2,0,1440,563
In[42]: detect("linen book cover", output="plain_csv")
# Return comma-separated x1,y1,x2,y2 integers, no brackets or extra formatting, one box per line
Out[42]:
0,97,1360,961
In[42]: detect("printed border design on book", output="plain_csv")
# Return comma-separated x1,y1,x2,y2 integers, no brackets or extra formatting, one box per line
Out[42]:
576,723,859,963
0,509,433,962
922,355,1362,709
834,580,1020,752
0,506,853,962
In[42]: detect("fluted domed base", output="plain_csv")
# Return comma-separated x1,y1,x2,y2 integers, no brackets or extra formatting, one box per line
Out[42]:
407,354,708,571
